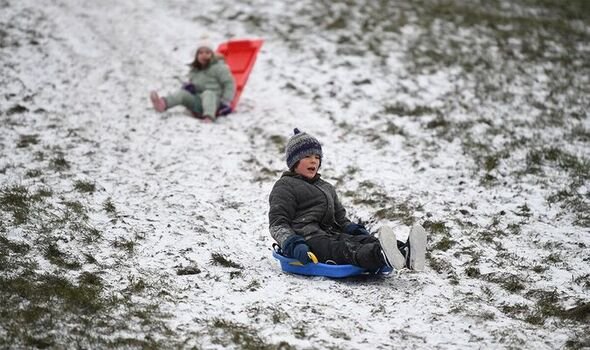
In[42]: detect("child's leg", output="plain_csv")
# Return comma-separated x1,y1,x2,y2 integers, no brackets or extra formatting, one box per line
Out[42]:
306,234,386,270
200,90,220,119
164,90,203,113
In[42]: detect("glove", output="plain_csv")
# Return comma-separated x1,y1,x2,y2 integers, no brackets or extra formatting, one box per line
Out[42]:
183,83,198,95
282,235,313,264
344,223,370,236
217,102,232,116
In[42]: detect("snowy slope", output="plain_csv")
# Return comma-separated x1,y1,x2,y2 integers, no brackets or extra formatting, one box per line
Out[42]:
1,0,588,349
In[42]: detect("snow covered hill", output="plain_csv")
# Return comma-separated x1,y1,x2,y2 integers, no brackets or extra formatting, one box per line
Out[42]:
1,0,588,349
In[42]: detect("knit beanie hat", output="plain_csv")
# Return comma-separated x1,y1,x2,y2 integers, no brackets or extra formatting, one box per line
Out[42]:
285,128,323,170
197,35,214,51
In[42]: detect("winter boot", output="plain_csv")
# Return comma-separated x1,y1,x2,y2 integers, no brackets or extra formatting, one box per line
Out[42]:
406,224,427,271
378,226,406,270
150,91,167,112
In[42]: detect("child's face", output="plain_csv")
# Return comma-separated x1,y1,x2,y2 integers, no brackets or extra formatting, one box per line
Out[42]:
197,48,213,65
295,154,321,179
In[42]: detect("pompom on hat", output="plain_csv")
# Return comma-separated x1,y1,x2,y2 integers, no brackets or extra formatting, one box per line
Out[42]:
285,128,323,170
196,35,214,51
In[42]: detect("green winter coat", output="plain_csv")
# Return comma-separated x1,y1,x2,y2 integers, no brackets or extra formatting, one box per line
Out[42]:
187,56,235,105
268,171,352,248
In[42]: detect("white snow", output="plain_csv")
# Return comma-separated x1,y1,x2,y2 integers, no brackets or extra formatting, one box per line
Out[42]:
1,0,588,349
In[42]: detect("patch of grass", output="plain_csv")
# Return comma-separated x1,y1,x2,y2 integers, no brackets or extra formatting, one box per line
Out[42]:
483,273,526,293
25,169,43,178
209,318,277,350
432,236,455,251
62,200,87,220
176,265,201,275
103,197,116,215
514,203,532,218
269,134,287,154
573,274,590,289
384,121,405,135
382,103,439,117
547,186,590,227
0,185,34,225
49,155,70,171
465,266,480,278
17,134,39,148
525,289,562,325
74,180,96,193
426,116,450,130
271,307,288,324
44,242,82,270
111,237,135,254
423,220,449,235
6,104,28,115
532,265,549,273
428,255,453,274
543,252,562,264
211,252,243,269
501,303,530,318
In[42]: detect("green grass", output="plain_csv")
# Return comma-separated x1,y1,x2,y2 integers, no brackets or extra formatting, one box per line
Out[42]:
74,180,96,193
0,185,36,225
208,318,286,350
17,134,39,148
211,252,243,269
49,155,70,171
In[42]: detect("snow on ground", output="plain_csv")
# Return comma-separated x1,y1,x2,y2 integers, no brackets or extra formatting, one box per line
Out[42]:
1,0,589,349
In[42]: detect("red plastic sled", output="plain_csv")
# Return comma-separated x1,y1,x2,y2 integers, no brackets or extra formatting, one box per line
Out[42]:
216,39,264,111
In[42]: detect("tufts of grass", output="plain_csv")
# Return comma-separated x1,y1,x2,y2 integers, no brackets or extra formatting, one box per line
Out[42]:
25,169,43,178
432,236,455,252
382,103,440,117
269,134,287,154
176,265,201,275
547,186,590,227
423,220,449,235
16,134,39,148
111,237,135,254
49,155,70,171
74,180,96,193
384,121,405,136
465,266,481,278
428,255,453,274
483,273,526,293
211,252,243,269
44,242,82,270
103,197,116,215
0,185,36,225
344,183,421,226
62,200,88,220
209,318,279,350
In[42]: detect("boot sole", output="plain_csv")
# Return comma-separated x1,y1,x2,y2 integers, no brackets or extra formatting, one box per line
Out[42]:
378,226,406,270
408,224,427,271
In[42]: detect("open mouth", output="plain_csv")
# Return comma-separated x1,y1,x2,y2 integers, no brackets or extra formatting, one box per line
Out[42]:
307,167,316,172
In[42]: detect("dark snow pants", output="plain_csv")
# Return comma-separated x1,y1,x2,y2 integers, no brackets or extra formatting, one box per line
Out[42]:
306,234,395,270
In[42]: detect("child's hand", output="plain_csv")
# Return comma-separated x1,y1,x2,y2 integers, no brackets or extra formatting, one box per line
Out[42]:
282,235,315,264
345,223,370,236
293,244,313,264
182,83,198,94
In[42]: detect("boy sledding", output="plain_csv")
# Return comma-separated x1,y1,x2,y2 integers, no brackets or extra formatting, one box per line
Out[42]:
269,129,427,276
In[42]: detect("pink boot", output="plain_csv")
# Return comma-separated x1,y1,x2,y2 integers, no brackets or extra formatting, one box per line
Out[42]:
150,91,166,112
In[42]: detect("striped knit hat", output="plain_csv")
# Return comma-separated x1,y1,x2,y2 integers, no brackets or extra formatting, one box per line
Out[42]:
285,128,323,170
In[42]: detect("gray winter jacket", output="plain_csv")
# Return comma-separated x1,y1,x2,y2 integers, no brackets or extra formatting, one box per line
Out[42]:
268,171,352,248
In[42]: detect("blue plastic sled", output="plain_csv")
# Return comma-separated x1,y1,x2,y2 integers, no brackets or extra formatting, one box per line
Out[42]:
272,249,391,279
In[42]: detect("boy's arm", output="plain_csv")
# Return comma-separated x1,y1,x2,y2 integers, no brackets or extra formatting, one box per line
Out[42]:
333,190,352,230
268,181,298,248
